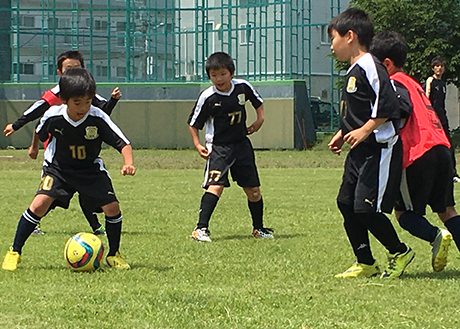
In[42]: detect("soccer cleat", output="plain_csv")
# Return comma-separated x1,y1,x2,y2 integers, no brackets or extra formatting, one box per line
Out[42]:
2,247,21,271
335,262,380,278
380,247,415,279
93,225,106,236
106,252,130,270
191,227,212,242
33,224,44,235
431,229,452,272
252,227,274,239
453,176,460,183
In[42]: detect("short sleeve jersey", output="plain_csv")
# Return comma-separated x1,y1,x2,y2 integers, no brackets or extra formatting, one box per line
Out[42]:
340,53,400,145
36,105,129,170
427,77,447,125
187,79,263,145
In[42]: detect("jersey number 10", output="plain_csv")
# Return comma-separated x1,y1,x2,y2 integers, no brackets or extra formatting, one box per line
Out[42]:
69,145,87,160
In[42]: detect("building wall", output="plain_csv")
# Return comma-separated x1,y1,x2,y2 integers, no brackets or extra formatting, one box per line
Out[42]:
0,80,314,150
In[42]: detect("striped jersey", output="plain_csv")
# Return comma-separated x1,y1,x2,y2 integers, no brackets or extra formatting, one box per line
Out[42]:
340,53,400,145
12,84,118,131
188,79,263,145
36,104,129,170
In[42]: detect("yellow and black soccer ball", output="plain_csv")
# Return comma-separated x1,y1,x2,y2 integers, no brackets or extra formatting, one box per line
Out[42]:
64,232,104,272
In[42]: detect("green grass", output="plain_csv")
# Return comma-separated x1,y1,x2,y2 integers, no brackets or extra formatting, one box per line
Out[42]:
1,148,460,328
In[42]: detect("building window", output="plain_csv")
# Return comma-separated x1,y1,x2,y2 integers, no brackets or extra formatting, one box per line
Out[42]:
320,25,330,44
95,20,108,31
239,24,253,45
96,65,108,77
14,63,35,75
117,67,126,77
19,15,35,28
205,22,215,55
117,22,126,47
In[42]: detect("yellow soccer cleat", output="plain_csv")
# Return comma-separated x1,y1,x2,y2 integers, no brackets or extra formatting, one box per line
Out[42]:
2,247,21,271
431,229,452,272
106,251,131,270
335,262,380,278
381,247,415,279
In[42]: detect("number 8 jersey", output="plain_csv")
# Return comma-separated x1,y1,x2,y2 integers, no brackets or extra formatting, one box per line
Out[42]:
36,105,130,169
188,79,263,145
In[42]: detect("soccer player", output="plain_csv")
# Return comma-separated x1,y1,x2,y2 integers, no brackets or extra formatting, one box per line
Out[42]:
3,50,122,235
424,56,459,182
370,31,460,272
187,51,273,242
1,68,135,271
327,8,414,279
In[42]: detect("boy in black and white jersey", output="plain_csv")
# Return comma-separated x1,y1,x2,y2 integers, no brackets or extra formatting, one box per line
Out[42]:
2,68,135,271
188,52,273,242
327,8,413,279
3,50,121,235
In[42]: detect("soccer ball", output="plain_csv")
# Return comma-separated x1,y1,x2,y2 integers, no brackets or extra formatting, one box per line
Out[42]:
64,232,104,272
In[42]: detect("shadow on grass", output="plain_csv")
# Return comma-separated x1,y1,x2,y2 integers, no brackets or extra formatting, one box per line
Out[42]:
36,264,174,272
402,269,460,280
215,233,308,241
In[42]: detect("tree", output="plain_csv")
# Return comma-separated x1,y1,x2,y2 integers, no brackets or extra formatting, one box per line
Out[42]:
347,0,460,85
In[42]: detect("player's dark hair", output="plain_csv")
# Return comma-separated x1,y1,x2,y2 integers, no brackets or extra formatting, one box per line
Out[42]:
205,52,235,78
59,68,96,102
431,55,446,68
369,31,408,68
327,7,374,50
57,50,85,71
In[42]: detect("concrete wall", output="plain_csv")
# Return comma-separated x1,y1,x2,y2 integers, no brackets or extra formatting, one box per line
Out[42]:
0,80,315,150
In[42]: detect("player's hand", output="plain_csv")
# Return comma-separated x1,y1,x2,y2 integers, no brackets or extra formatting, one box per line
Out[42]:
328,130,344,155
343,128,369,149
195,144,210,159
247,119,263,135
3,124,15,136
28,145,39,160
111,87,122,100
121,164,136,176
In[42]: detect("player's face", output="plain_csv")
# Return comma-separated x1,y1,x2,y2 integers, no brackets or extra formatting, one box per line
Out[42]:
330,29,351,62
57,58,82,76
64,95,92,122
209,67,234,93
432,64,445,77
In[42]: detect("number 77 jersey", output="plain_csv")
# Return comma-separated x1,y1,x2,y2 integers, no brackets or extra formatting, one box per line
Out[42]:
36,104,130,169
188,78,263,145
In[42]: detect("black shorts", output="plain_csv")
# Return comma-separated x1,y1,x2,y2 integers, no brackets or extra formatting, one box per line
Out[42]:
395,145,455,215
38,160,118,210
203,137,260,188
337,138,402,214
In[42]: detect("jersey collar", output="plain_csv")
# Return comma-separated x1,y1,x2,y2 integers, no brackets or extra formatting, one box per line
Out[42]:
63,106,91,127
213,79,235,96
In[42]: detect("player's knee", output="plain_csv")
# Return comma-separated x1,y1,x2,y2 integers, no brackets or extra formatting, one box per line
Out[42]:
438,206,459,223
102,201,120,218
246,187,261,201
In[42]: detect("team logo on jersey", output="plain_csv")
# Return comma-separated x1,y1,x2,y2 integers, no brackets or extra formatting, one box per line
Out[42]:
346,76,357,93
84,126,99,140
237,93,246,105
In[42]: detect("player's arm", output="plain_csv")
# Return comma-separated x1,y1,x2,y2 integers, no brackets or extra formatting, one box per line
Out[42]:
247,104,264,135
28,132,40,160
328,129,344,155
425,76,433,98
343,118,388,149
3,100,50,136
189,125,209,159
92,89,121,116
120,144,136,176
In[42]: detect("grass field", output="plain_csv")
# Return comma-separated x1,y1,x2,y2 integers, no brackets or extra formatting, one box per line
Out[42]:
1,146,460,328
